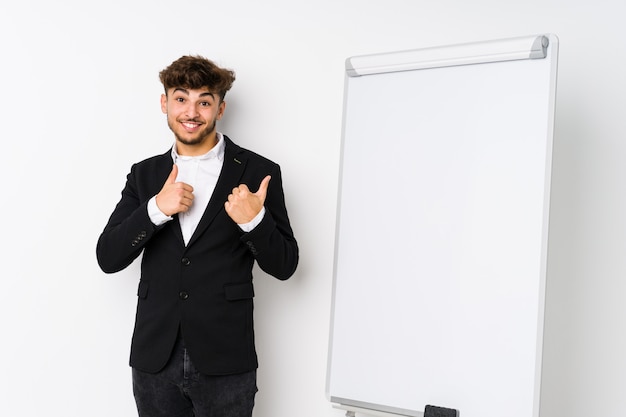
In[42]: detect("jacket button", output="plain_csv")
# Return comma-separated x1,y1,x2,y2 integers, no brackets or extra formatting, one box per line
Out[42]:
179,291,189,300
181,257,190,266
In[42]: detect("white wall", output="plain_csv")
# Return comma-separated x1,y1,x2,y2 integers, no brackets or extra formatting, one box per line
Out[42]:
0,1,624,416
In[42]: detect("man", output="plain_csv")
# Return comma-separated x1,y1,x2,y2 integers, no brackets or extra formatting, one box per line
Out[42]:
96,55,299,417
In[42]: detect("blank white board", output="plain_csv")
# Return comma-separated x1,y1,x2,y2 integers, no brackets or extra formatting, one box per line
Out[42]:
326,34,559,417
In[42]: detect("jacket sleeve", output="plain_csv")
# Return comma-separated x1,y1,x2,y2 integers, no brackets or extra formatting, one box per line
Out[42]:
240,164,299,280
96,164,160,273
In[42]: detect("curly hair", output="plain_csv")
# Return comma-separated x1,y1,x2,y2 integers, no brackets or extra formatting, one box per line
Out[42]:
159,55,236,101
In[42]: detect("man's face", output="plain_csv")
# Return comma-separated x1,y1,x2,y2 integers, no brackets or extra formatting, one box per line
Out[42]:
161,87,225,153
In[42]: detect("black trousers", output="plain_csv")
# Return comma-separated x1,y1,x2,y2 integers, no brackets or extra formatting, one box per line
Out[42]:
132,336,257,417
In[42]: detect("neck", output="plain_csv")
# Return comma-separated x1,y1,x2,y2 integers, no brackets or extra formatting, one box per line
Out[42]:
175,134,218,156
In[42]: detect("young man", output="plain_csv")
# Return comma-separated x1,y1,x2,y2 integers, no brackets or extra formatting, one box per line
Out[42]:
96,55,299,417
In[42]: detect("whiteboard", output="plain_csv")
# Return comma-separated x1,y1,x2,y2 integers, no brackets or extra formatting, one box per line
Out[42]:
327,35,559,417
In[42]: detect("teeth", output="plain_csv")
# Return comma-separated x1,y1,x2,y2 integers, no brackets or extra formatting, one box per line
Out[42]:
182,122,199,129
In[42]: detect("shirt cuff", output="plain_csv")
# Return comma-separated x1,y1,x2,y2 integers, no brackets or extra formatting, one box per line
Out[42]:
238,207,266,232
148,196,173,226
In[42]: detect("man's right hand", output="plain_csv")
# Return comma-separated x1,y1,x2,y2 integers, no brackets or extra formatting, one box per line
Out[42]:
155,164,194,216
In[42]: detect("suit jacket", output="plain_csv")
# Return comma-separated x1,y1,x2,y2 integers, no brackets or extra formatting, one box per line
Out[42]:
96,136,299,375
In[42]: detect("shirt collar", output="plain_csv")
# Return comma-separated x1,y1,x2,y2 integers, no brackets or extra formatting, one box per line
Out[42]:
171,131,225,162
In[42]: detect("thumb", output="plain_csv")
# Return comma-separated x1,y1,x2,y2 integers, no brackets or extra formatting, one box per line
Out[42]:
166,164,178,184
255,175,271,200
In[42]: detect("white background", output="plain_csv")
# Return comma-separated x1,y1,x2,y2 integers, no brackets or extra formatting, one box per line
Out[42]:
0,1,624,417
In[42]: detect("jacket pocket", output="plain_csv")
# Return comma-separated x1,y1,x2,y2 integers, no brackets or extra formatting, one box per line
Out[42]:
224,282,255,301
137,280,150,299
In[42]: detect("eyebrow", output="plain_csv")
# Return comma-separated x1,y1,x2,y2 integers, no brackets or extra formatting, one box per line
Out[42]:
172,87,216,99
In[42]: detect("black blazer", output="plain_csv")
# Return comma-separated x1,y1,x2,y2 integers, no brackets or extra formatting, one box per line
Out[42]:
96,136,298,375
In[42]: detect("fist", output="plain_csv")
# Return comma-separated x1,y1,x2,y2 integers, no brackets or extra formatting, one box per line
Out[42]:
225,175,271,224
155,164,194,216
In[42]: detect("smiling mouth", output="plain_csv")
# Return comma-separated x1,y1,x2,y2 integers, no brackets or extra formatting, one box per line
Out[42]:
181,121,202,130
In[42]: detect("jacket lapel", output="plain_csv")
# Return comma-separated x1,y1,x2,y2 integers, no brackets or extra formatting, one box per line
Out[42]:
186,136,246,248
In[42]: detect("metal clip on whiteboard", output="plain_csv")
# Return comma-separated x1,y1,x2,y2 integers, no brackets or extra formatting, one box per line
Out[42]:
345,34,550,76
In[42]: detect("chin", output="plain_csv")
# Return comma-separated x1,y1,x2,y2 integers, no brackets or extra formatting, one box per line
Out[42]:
176,136,203,146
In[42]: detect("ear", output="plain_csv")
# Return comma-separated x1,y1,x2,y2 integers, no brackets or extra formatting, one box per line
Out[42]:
161,93,167,114
217,100,226,120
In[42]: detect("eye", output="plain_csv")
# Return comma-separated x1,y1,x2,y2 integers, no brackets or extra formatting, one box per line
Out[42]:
200,101,212,107
175,97,185,103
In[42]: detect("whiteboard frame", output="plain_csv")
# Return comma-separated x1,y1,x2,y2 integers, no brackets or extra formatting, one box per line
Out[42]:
346,35,550,76
326,34,559,417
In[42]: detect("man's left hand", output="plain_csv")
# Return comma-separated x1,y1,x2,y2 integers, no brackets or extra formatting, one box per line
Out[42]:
225,175,271,224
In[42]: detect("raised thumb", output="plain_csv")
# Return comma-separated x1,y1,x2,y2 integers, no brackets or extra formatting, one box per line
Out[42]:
166,164,178,184
256,175,271,200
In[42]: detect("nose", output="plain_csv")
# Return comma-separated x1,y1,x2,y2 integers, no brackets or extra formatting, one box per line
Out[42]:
184,103,199,119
